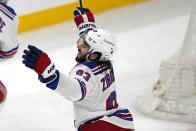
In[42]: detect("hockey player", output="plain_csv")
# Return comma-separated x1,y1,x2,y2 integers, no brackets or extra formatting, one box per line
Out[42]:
22,7,134,131
0,0,19,59
0,80,7,112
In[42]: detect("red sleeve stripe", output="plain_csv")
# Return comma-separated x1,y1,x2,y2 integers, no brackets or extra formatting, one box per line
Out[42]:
110,109,133,121
76,79,87,101
92,65,107,72
0,5,15,19
117,113,132,118
0,50,17,58
0,46,18,58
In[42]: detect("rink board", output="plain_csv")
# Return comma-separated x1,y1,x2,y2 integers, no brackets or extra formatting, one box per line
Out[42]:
18,0,149,33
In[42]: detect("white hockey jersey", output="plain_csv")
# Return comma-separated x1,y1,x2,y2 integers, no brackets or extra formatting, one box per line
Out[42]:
0,3,19,58
49,62,134,130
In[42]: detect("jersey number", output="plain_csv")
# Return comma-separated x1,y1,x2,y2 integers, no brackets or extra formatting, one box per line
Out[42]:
106,91,118,110
76,69,91,82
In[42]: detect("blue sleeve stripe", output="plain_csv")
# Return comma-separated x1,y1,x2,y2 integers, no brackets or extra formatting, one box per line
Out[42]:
0,4,15,20
76,79,87,101
94,67,109,75
114,109,130,114
115,115,133,121
2,45,18,54
0,45,18,58
0,3,16,15
108,109,133,121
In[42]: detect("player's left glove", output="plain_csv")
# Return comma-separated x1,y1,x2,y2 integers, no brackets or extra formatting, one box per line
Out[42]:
22,45,59,89
74,7,96,36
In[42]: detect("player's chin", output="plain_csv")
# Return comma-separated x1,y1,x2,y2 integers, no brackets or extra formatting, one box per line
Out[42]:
75,55,87,63
76,54,81,60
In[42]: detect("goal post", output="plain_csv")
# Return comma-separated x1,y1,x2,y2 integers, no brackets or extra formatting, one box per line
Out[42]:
135,3,196,123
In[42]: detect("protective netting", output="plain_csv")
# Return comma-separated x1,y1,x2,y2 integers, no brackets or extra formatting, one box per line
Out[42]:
136,3,196,122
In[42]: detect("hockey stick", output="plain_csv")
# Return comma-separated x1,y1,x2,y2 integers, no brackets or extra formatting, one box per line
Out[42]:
79,0,84,14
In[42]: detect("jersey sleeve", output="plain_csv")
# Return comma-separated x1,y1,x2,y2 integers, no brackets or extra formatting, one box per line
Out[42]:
54,65,94,102
0,4,19,58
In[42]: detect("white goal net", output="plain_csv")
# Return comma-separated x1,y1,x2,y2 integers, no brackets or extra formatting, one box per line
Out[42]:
135,4,196,123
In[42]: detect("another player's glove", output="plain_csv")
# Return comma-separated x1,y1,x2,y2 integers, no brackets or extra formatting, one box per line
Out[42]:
74,7,96,36
22,45,59,89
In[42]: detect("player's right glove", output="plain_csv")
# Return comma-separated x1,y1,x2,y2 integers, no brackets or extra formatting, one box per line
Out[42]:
22,45,59,90
74,7,96,36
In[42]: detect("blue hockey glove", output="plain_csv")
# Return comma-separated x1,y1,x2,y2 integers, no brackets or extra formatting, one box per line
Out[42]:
22,45,58,88
74,7,96,36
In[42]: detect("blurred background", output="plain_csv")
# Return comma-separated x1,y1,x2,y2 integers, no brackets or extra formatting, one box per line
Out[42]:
1,0,196,131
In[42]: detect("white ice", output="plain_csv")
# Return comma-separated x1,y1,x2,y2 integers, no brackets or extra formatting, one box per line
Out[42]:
1,0,196,130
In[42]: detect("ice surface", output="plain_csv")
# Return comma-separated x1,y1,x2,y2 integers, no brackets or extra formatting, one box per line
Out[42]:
0,0,196,130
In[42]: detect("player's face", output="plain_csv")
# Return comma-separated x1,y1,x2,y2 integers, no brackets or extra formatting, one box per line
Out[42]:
75,38,90,62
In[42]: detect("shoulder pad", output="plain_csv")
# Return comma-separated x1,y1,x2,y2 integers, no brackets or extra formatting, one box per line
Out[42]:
76,62,109,76
76,62,98,69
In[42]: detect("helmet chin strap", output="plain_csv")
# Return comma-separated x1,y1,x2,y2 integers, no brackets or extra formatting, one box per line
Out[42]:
86,48,93,61
86,49,103,62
